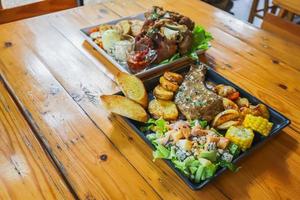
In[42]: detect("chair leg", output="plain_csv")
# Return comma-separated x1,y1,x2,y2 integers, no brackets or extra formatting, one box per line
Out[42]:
270,5,277,14
77,0,84,6
278,8,287,18
248,0,259,23
286,12,295,21
263,0,269,17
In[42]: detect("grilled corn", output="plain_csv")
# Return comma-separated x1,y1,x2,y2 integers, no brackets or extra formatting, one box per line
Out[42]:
225,126,254,151
243,114,273,136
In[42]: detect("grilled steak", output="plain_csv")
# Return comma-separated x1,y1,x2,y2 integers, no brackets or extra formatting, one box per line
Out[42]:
174,64,224,121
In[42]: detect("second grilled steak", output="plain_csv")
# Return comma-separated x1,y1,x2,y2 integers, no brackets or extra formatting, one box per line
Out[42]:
174,64,224,121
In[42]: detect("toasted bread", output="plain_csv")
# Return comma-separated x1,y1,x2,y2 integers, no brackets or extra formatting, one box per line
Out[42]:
159,76,179,92
148,99,178,120
100,95,148,122
153,85,174,100
116,72,148,108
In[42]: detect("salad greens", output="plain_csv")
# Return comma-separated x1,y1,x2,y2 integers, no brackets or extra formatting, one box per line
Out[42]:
143,118,240,184
159,25,213,65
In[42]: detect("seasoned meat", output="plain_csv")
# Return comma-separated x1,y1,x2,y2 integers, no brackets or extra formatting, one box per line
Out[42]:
154,37,177,63
174,64,224,121
178,31,193,54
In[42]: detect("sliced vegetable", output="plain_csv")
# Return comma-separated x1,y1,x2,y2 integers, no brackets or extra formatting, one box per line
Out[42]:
218,160,240,172
153,144,170,160
243,114,273,136
195,165,205,183
199,150,217,162
225,126,254,151
227,143,241,157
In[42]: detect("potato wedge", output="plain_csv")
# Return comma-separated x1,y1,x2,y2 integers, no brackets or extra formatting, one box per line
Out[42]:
115,20,131,35
153,85,174,100
223,98,239,111
163,71,183,84
130,20,144,37
116,72,148,108
236,97,250,108
148,99,178,120
100,95,148,122
159,76,179,92
212,109,240,127
217,120,240,130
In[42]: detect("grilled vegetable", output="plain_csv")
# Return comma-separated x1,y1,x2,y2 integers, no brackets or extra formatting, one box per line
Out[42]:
159,76,179,92
243,114,273,136
148,99,178,120
153,85,174,100
225,126,254,151
163,71,183,84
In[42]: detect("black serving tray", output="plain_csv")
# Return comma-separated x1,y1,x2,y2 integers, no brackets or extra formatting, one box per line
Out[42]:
117,62,290,190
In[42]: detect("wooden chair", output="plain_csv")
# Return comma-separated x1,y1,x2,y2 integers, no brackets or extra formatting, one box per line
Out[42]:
0,0,84,24
248,0,276,23
262,13,300,45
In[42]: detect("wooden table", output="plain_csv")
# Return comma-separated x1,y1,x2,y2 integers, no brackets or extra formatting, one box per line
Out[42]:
273,0,300,16
0,0,300,199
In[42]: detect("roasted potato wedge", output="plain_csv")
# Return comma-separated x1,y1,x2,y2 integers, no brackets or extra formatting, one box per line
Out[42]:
115,20,131,35
116,72,148,108
212,109,240,127
100,95,148,122
98,24,114,35
159,76,179,92
130,20,144,37
240,104,269,119
223,98,239,111
236,97,250,108
214,84,236,97
153,85,174,100
148,99,178,120
217,120,240,130
163,71,183,84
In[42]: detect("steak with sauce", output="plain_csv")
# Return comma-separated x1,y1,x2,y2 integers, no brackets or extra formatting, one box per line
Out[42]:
174,64,224,121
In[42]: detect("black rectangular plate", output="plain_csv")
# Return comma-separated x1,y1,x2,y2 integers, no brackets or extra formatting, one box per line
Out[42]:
117,63,290,190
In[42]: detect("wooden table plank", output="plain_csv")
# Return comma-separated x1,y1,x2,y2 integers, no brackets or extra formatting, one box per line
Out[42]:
0,79,74,200
0,24,160,200
0,5,229,200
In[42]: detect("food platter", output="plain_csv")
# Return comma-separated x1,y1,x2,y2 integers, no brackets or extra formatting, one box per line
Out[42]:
112,63,290,190
80,11,207,78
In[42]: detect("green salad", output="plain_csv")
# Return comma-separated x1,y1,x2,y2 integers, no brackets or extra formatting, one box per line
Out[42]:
142,118,240,183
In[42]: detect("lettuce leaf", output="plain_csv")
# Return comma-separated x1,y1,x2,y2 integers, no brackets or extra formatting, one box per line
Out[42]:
188,25,213,60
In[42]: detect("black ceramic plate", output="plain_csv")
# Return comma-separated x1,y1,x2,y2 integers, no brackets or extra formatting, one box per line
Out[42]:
117,62,290,190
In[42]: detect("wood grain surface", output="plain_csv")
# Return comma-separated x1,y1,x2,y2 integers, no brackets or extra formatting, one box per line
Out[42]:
0,80,74,199
0,0,299,199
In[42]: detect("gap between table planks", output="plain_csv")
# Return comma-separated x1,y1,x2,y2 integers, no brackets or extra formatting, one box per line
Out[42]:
0,78,74,199
0,26,161,200
7,0,298,197
0,6,230,200
0,0,300,199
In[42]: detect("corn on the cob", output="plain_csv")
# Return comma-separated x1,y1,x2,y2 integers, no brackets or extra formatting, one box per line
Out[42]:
243,114,273,136
225,126,254,151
